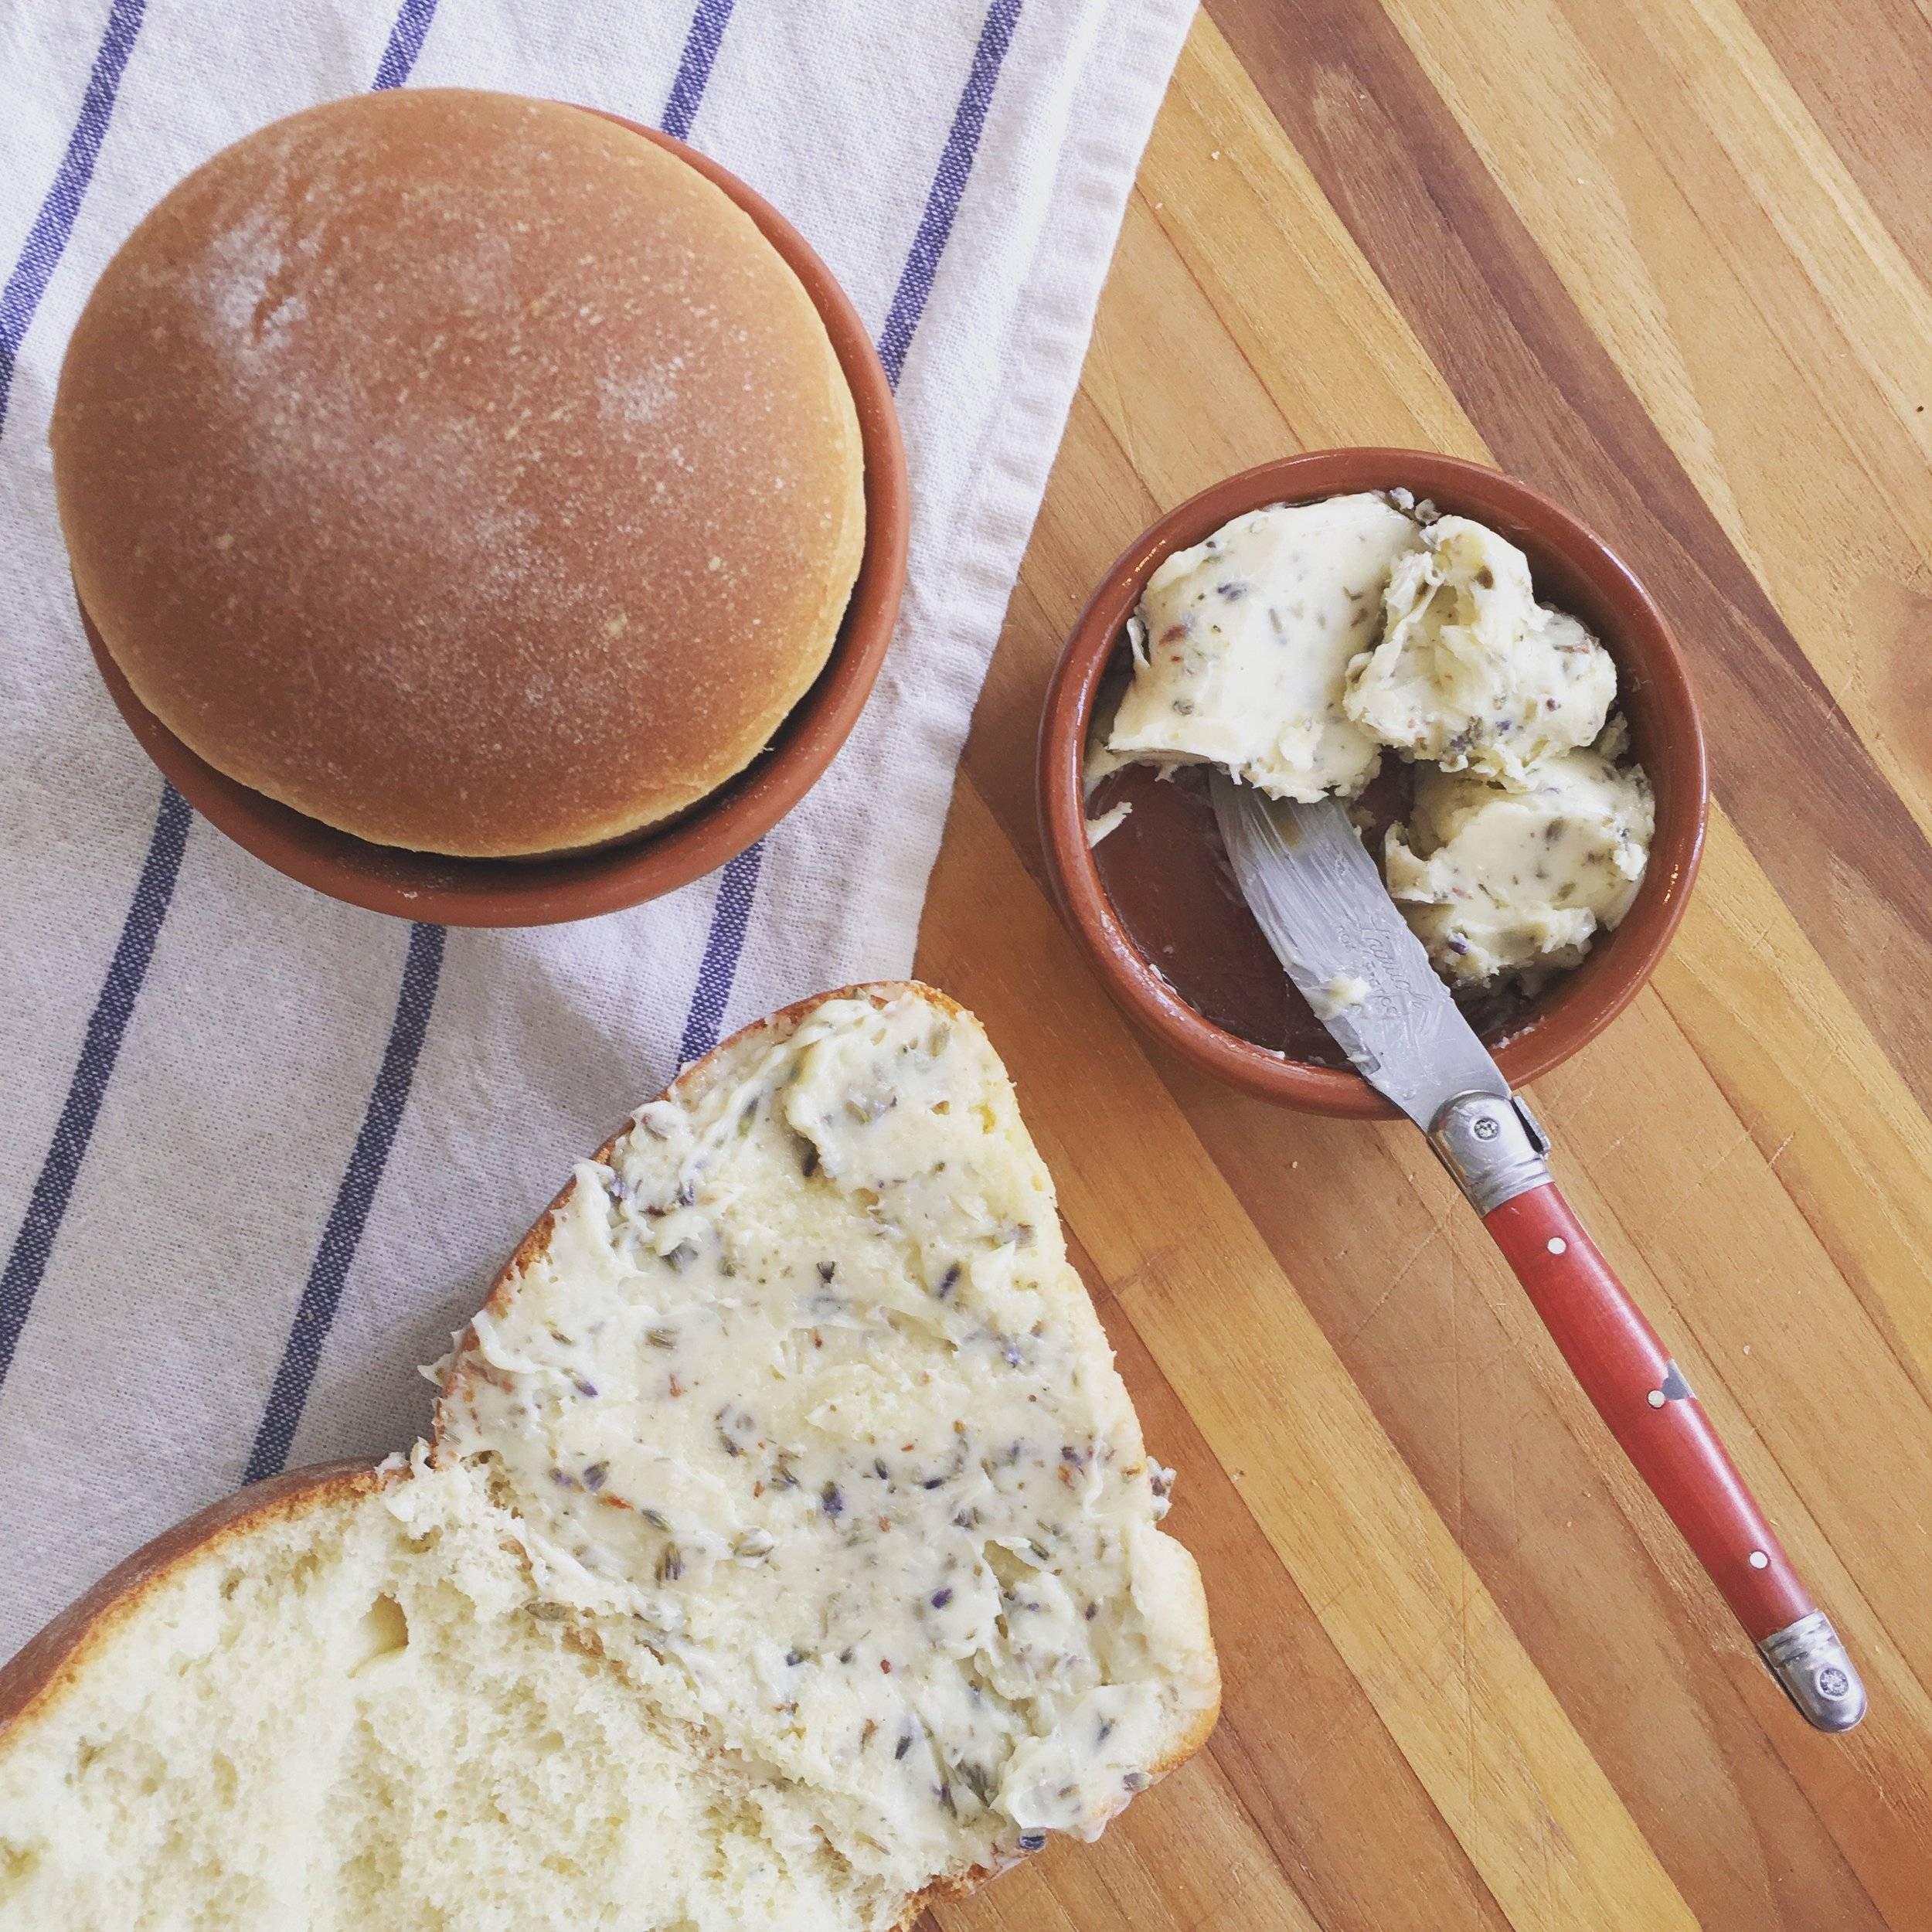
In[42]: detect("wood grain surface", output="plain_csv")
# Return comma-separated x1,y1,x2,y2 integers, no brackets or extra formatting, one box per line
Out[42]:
913,9,1932,1928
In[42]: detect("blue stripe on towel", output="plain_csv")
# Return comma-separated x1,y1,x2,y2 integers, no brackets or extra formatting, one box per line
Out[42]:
372,0,442,90
669,0,1025,1066
0,784,189,1389
677,844,764,1065
0,0,145,434
0,0,440,1402
243,922,444,1482
661,0,736,141
876,0,1024,388
0,0,160,1396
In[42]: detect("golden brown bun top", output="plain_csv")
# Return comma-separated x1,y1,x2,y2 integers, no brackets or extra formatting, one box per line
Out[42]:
53,90,865,857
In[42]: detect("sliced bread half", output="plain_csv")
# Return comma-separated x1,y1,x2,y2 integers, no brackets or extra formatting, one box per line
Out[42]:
0,982,1218,1930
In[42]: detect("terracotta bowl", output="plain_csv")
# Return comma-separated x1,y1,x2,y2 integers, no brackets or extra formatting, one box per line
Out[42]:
81,106,909,928
1038,450,1708,1119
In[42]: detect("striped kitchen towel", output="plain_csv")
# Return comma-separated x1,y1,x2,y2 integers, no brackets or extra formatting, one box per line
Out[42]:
0,0,1194,1654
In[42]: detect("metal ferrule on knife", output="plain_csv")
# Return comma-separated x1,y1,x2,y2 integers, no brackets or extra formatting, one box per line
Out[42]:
1426,1090,1553,1216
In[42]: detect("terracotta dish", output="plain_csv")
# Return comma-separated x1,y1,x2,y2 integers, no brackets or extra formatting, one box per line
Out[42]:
74,102,908,926
1038,450,1707,1118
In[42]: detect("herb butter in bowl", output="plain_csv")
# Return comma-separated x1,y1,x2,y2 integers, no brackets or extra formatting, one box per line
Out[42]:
1039,451,1707,1119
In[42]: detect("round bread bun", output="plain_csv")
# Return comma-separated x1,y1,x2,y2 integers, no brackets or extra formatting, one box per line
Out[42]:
51,90,865,859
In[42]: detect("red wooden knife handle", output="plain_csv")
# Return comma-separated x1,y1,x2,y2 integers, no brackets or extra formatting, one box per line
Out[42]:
1430,1094,1862,1730
1486,1182,1810,1638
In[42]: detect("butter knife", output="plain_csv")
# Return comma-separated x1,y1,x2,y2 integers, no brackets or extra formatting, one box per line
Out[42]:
1210,771,1866,1733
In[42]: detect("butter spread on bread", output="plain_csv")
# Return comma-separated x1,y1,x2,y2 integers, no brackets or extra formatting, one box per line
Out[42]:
0,984,1217,1932
437,988,1219,1864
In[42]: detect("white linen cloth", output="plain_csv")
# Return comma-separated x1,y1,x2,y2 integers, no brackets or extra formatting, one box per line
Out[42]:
0,0,1193,1655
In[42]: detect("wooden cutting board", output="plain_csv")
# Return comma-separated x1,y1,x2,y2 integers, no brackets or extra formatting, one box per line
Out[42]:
914,8,1932,1929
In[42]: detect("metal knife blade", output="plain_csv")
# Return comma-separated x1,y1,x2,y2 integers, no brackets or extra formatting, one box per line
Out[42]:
1209,769,1510,1132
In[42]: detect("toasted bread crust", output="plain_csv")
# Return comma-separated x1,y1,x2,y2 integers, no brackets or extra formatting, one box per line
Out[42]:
0,1461,379,1741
